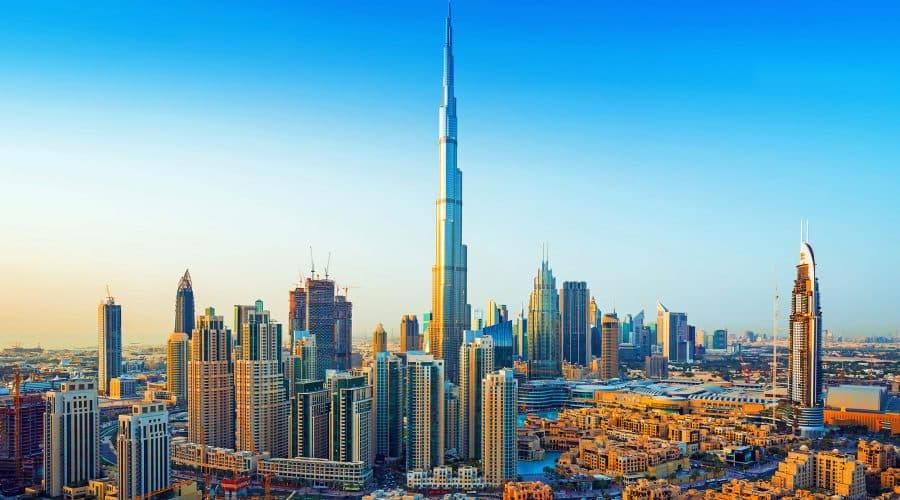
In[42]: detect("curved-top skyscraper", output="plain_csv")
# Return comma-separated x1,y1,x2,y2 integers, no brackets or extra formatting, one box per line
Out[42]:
431,4,468,384
788,236,824,437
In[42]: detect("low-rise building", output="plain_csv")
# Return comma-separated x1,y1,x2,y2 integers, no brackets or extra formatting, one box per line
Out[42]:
772,447,865,500
171,437,257,475
406,466,484,491
502,481,553,500
622,478,680,499
258,457,372,490
858,440,897,472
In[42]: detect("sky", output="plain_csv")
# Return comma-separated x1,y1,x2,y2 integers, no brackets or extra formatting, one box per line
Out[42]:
1,1,898,348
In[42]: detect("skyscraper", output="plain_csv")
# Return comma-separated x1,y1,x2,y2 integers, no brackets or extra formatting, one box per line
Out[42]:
372,323,387,356
334,294,353,371
528,258,560,379
484,299,507,328
117,403,170,499
483,320,514,368
400,314,421,352
290,331,317,385
326,371,374,469
189,307,234,449
459,332,494,460
234,300,289,457
431,4,469,385
175,269,195,337
789,236,824,437
43,380,100,497
421,312,432,354
657,301,689,363
513,309,527,358
288,286,307,339
306,277,336,378
444,381,460,457
633,310,650,357
481,369,517,487
621,313,633,344
373,352,404,461
712,329,728,350
233,304,255,359
590,297,602,359
166,332,190,408
289,379,331,459
406,353,445,472
599,313,620,381
98,291,122,396
560,281,590,366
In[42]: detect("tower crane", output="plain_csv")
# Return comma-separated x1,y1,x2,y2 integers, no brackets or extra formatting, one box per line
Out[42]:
338,284,362,299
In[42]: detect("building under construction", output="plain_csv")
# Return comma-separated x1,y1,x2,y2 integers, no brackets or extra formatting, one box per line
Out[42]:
0,392,45,494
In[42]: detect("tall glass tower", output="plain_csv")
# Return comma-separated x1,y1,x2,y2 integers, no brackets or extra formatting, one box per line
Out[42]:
98,291,122,395
175,269,194,337
528,258,560,379
789,237,824,437
431,3,468,384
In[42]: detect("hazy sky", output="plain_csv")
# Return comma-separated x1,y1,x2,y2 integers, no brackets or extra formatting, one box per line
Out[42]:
2,1,899,348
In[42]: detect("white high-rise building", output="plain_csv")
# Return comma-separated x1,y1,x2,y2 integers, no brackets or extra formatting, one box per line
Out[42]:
118,403,170,499
458,332,493,460
406,353,445,473
189,307,234,449
235,300,289,457
43,380,100,497
482,369,517,487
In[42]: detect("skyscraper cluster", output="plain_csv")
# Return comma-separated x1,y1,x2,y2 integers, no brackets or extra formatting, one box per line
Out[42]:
290,275,354,377
37,5,832,497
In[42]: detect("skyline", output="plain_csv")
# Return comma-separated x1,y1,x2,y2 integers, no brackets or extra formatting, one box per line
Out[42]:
3,1,900,347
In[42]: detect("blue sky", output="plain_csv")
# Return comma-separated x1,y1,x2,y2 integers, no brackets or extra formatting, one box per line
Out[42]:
1,1,898,347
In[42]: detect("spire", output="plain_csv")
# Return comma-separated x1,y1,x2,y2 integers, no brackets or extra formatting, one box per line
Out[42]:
178,268,192,290
446,1,453,47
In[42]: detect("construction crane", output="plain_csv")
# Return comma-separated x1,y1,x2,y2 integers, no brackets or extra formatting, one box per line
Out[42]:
134,479,195,500
338,284,362,299
324,251,331,280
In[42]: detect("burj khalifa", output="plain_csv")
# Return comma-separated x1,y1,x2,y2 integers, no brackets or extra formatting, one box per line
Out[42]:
431,3,468,384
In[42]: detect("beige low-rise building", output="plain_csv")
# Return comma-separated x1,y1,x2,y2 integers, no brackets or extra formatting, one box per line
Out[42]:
772,447,865,500
622,478,680,499
502,481,553,500
858,439,897,472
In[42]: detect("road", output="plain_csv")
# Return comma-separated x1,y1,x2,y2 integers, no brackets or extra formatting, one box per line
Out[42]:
100,422,118,466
